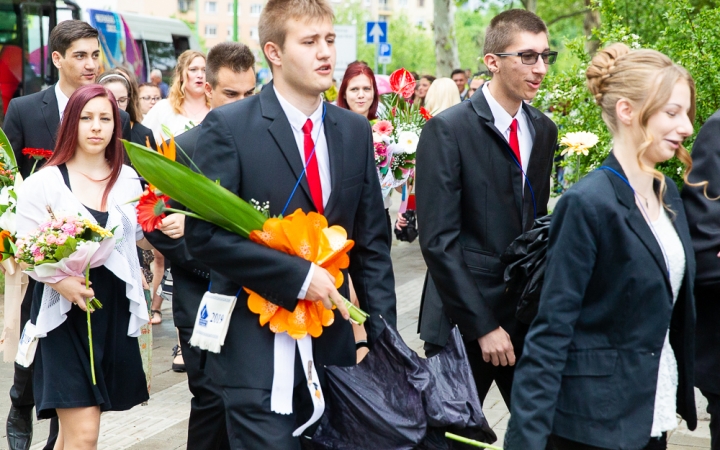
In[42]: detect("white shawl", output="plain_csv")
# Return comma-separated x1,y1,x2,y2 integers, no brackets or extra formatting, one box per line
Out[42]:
15,165,148,338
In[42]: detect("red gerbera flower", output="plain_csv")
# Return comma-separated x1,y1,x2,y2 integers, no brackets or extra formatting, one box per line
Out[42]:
136,188,170,232
22,148,53,160
419,107,432,121
389,68,416,99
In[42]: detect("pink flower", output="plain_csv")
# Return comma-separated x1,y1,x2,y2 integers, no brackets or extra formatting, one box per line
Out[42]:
56,234,68,245
61,223,77,235
51,219,63,229
372,120,394,136
33,253,45,262
39,222,50,232
46,235,57,245
374,142,389,167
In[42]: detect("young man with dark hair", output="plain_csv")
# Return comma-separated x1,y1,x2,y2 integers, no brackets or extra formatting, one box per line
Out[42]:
2,19,131,450
184,0,396,447
416,8,558,440
451,68,469,100
144,41,257,450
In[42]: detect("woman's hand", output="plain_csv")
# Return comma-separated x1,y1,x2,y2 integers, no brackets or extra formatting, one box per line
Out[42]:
48,277,95,312
159,213,185,239
396,212,408,229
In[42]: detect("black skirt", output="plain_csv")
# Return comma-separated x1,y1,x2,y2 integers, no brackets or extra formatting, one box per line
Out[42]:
31,265,149,419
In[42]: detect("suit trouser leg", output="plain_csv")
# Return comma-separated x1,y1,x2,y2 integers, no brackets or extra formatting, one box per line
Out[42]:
701,390,720,450
178,327,230,450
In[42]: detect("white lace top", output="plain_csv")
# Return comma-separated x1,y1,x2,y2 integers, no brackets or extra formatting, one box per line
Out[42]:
649,209,685,437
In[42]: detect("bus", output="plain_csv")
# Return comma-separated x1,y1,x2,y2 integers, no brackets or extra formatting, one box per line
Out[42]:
0,0,198,120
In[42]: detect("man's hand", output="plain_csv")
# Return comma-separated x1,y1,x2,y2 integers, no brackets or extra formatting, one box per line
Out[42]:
304,265,349,320
48,277,95,312
159,213,185,239
478,327,515,366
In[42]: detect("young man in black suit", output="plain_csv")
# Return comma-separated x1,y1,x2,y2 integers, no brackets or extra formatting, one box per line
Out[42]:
682,112,720,450
183,0,396,447
145,42,257,450
416,8,558,418
2,20,131,450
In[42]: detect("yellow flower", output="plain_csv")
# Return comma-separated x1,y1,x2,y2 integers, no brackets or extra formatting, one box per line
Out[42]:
560,131,599,156
83,219,113,238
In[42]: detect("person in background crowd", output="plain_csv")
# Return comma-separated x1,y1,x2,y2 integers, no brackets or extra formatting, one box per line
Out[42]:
2,20,132,450
138,82,162,116
412,74,435,107
682,96,720,450
506,43,700,450
143,51,210,144
451,68,469,100
467,74,486,98
337,61,379,120
98,69,157,150
416,11,558,447
145,41,258,450
16,84,153,450
150,68,169,98
424,77,461,116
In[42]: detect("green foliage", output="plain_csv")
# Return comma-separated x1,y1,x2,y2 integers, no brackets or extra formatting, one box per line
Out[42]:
534,0,720,189
455,9,492,72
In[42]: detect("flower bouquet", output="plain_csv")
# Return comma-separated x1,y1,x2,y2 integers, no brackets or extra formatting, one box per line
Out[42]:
372,68,430,200
15,210,116,383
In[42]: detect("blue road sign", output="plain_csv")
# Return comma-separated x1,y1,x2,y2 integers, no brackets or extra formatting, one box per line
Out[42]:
366,22,387,44
378,43,392,64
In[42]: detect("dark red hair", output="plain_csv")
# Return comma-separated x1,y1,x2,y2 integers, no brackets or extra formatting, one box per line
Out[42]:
337,61,379,120
46,84,124,210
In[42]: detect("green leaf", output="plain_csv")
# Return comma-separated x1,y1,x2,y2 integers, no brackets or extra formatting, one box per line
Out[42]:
123,140,266,237
0,127,17,169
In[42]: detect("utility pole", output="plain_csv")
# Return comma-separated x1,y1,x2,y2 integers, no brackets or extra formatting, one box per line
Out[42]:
233,0,239,42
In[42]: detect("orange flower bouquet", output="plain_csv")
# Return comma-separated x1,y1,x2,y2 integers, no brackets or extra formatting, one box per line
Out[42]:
123,140,368,333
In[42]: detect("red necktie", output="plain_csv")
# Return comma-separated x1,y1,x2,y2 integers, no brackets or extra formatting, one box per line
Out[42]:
509,118,521,165
302,119,324,214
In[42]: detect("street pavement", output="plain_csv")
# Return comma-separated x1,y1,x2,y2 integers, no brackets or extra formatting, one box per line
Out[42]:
0,205,712,449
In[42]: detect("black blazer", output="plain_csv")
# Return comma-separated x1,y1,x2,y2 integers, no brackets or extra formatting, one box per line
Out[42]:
184,83,396,389
145,124,210,329
130,121,157,150
681,110,720,394
3,85,132,178
415,89,557,346
505,154,697,449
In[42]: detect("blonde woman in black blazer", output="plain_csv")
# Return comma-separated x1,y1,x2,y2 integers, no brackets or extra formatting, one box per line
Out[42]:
506,43,706,450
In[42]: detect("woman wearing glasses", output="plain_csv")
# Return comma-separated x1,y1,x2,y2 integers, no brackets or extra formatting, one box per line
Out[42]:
138,83,162,116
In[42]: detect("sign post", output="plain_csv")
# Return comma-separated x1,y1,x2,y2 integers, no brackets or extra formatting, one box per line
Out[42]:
366,21,387,75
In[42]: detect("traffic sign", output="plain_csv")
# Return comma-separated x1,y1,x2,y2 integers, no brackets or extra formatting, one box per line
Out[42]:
366,21,387,44
378,43,392,64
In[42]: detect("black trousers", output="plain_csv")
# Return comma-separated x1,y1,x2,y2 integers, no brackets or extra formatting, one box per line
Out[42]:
702,390,720,450
549,433,667,450
177,327,230,450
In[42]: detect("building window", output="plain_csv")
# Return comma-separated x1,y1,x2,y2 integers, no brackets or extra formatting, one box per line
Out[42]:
178,0,194,12
378,0,388,7
227,2,239,14
364,0,371,6
416,19,424,27
250,26,259,41
379,14,390,22
205,1,217,13
250,4,262,15
205,24,217,37
399,0,407,6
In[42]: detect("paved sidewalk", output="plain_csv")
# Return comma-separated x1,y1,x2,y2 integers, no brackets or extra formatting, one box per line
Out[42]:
0,237,712,449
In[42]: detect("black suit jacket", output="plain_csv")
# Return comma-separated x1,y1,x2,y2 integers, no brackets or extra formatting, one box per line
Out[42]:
681,110,720,393
505,154,697,449
184,83,396,389
3,85,132,178
416,90,557,346
130,121,157,150
145,125,210,329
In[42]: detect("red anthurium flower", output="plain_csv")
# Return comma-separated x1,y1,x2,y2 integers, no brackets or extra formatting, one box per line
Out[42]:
389,68,416,98
419,107,433,121
136,188,170,232
22,148,53,160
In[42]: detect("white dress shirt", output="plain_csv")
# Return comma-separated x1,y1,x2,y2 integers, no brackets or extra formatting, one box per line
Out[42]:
274,87,332,299
55,83,70,121
482,83,533,179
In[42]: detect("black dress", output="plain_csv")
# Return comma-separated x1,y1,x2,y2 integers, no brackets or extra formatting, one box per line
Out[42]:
30,164,149,419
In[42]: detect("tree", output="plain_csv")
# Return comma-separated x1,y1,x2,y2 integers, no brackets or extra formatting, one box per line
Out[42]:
433,0,460,77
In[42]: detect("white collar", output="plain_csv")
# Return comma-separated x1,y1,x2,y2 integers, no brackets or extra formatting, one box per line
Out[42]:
482,82,525,133
55,83,70,120
273,86,324,132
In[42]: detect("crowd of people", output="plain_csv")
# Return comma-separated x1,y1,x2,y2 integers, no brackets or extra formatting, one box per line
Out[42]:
0,1,719,450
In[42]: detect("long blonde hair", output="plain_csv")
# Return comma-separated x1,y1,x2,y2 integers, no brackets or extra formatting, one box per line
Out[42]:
586,43,711,208
168,50,210,115
424,78,461,116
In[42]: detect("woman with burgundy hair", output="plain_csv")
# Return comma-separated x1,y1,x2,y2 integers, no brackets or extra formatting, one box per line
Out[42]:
15,84,170,448
337,61,379,120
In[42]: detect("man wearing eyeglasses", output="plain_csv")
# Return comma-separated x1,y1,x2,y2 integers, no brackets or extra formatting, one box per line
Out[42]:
416,8,558,428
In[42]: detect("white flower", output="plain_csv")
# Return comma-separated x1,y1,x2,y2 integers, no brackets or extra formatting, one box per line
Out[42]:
372,132,383,143
560,131,599,156
0,186,12,206
395,131,419,154
0,210,15,235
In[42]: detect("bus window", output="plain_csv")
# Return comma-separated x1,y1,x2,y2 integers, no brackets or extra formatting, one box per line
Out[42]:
21,2,52,96
144,39,175,85
172,35,189,56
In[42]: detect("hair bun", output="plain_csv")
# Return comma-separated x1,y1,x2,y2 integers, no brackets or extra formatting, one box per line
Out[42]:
586,43,631,104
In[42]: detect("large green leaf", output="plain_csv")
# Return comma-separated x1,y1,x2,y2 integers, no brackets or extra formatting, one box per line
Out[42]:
0,126,17,169
123,140,266,238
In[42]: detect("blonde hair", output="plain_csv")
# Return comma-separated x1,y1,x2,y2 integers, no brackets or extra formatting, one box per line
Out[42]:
168,50,210,115
424,78,461,116
586,43,710,209
259,0,334,69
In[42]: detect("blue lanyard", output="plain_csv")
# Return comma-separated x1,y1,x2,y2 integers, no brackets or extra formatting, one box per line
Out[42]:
281,103,327,216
